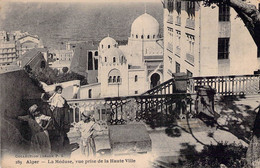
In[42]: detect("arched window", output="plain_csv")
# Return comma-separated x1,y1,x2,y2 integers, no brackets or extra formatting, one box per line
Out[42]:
95,51,98,56
141,35,144,39
88,52,93,70
105,57,107,62
108,76,112,83
153,35,155,39
88,89,92,98
147,35,150,39
102,44,103,49
135,75,138,82
113,76,116,83
113,57,116,63
108,69,121,84
108,45,110,49
136,35,138,39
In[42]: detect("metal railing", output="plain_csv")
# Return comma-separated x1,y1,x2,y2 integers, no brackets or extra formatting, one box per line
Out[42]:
175,46,181,56
67,74,260,125
186,18,195,29
67,93,195,127
176,15,181,26
167,14,173,24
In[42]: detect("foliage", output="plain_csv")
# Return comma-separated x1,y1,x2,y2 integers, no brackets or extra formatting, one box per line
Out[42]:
178,142,248,168
33,67,88,85
62,67,69,73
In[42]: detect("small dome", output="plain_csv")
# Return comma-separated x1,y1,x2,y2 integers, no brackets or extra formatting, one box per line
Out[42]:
102,48,126,64
99,36,118,51
131,13,159,39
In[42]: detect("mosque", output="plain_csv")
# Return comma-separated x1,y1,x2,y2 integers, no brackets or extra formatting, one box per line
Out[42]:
79,12,164,99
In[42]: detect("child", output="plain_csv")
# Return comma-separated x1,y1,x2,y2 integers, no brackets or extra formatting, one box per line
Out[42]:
48,85,65,111
48,85,69,153
18,104,52,154
74,111,101,157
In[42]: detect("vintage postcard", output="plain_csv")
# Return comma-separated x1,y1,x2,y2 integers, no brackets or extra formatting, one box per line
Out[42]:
1,0,260,167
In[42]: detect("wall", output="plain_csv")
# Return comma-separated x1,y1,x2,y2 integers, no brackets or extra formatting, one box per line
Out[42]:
79,83,101,99
99,63,129,98
0,70,44,154
128,70,147,95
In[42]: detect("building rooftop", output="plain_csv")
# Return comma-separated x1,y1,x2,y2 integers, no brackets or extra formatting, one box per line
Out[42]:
17,48,48,67
70,42,98,76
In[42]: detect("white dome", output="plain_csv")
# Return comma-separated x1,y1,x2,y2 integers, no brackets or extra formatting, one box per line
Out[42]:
131,13,159,39
99,36,118,51
102,48,126,64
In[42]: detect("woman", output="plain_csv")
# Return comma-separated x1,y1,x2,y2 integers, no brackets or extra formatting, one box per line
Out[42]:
18,104,52,154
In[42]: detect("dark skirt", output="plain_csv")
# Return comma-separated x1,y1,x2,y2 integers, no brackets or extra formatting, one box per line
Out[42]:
30,131,51,154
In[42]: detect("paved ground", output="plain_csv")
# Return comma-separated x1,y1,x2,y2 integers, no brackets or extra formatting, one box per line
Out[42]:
67,95,260,167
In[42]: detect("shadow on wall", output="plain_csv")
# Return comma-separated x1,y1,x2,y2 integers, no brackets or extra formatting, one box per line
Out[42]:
0,70,44,155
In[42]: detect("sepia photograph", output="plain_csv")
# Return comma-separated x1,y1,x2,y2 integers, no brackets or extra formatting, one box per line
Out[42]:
1,0,260,167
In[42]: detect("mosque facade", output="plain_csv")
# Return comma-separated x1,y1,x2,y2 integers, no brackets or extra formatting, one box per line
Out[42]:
79,13,164,99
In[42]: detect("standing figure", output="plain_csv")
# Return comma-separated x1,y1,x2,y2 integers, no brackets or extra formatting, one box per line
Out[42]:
48,85,69,154
18,104,52,154
74,111,101,157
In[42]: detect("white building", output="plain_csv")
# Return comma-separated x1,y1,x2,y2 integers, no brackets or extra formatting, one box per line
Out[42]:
163,0,259,81
80,12,164,98
0,30,44,67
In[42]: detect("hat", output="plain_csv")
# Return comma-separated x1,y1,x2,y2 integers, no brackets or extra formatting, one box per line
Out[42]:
81,111,94,118
29,104,38,113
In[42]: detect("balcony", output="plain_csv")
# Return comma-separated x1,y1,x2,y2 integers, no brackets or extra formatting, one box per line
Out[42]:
175,15,181,26
186,53,194,65
167,42,173,53
167,14,173,24
175,46,181,57
186,19,195,30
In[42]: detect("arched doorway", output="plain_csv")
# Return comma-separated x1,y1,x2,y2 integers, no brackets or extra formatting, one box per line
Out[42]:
150,73,160,89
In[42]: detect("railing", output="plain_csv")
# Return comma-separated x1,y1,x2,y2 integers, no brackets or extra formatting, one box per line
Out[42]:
142,78,175,95
167,14,173,24
176,15,181,26
67,74,260,126
175,46,181,56
167,42,173,53
186,53,194,65
188,75,260,95
67,98,107,124
186,18,195,29
67,93,195,127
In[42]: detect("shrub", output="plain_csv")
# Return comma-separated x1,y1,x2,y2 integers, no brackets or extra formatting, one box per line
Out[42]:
179,142,248,168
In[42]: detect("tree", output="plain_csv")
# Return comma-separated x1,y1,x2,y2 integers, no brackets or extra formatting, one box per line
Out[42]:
202,1,260,166
203,0,260,48
62,67,69,73
162,0,260,166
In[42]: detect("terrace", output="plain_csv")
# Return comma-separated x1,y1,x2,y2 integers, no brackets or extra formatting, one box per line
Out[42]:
66,74,260,166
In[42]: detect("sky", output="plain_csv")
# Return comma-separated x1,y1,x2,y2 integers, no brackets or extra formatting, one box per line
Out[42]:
0,0,161,3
